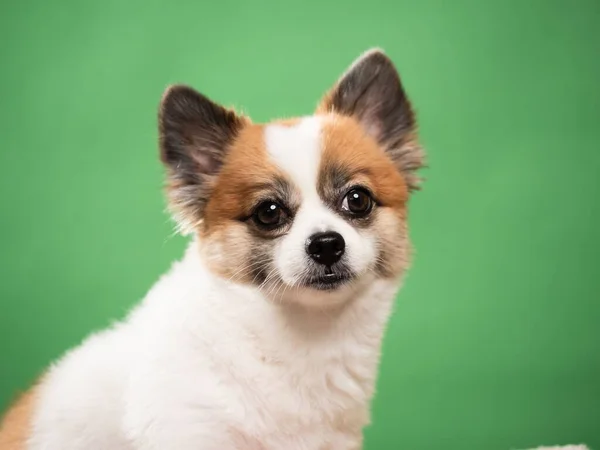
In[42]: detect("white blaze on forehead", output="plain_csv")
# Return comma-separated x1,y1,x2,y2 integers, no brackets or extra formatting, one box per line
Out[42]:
264,117,323,200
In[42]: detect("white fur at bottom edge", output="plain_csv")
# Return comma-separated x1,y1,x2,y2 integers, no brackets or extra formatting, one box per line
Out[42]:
27,240,401,450
530,447,588,450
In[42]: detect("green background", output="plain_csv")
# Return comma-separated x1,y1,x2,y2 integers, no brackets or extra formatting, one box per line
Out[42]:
1,0,599,448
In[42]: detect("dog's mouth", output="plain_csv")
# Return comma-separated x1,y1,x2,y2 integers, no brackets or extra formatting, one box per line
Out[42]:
304,271,353,291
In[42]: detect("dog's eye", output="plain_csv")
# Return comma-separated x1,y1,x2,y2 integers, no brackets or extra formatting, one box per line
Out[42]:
252,201,286,229
341,188,373,217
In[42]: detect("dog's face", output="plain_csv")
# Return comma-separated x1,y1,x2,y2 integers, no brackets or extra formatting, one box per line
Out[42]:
158,49,424,306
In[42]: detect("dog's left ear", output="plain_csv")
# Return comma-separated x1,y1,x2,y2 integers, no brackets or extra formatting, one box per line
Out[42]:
317,49,424,190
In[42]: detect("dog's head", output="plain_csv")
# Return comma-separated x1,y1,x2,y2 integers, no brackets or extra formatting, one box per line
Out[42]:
158,49,424,306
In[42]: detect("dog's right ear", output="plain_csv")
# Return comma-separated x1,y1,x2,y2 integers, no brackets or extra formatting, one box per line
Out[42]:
317,49,424,190
159,85,247,233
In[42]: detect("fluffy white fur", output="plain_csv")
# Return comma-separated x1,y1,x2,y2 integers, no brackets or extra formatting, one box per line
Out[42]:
28,245,399,450
27,119,402,449
531,447,588,450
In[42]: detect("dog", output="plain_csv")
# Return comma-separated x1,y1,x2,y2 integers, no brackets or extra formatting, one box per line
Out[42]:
0,48,425,450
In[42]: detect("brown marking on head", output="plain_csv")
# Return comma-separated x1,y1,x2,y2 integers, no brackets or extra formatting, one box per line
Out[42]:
319,114,409,210
198,123,301,284
318,114,411,278
0,385,40,450
203,124,288,230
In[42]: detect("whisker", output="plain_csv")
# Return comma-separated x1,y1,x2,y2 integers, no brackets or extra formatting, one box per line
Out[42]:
258,268,279,291
225,259,268,283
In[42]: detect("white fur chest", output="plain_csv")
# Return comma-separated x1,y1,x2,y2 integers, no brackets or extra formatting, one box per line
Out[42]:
122,249,399,450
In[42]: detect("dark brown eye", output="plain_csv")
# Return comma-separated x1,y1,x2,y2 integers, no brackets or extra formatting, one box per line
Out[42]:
342,188,373,217
253,201,286,229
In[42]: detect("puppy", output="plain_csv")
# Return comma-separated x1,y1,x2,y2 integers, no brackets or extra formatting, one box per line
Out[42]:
0,49,425,450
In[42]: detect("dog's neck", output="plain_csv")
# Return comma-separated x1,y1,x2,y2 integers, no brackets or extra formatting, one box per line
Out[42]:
175,239,400,367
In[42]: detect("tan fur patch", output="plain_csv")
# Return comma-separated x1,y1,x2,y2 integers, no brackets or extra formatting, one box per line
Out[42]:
0,386,39,450
203,123,284,230
320,113,411,277
320,113,409,209
200,123,290,282
272,118,301,127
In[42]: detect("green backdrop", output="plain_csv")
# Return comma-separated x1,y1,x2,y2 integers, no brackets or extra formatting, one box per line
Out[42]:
1,0,599,448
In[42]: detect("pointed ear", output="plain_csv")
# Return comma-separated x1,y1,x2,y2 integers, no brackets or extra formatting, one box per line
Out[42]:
159,85,247,233
317,49,424,190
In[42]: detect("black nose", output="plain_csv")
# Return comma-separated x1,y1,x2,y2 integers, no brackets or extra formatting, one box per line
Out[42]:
306,232,345,266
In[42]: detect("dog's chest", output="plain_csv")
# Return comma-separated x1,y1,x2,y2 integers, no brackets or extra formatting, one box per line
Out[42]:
132,270,398,448
216,336,377,449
